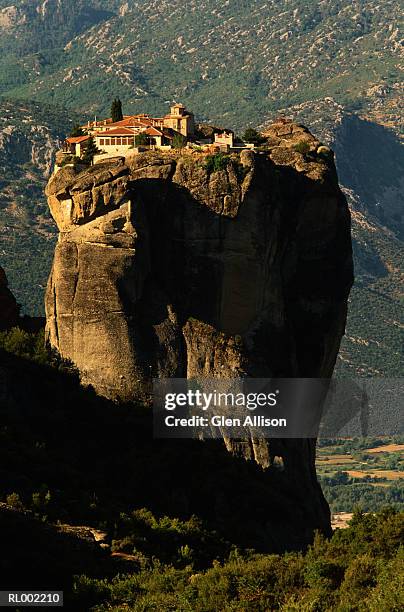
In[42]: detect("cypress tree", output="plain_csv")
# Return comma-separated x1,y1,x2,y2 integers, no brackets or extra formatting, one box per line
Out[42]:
70,124,84,137
111,98,123,122
82,136,100,165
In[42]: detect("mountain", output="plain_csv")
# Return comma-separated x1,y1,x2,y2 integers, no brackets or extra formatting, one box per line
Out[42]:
0,0,401,126
0,98,77,314
0,0,402,375
0,1,116,54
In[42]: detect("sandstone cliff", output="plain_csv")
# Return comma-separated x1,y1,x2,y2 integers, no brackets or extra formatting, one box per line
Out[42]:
45,125,353,401
43,123,354,546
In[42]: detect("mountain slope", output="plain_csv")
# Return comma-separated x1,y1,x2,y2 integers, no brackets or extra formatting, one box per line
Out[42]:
0,0,402,126
0,0,116,54
0,99,76,314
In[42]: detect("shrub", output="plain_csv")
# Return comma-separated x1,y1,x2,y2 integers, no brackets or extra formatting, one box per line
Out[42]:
69,125,84,137
82,136,100,164
204,153,230,173
365,549,404,611
242,128,265,145
0,327,77,373
135,132,149,146
31,489,52,517
60,154,80,167
293,140,311,155
172,133,187,149
304,558,344,590
6,492,24,510
0,327,48,363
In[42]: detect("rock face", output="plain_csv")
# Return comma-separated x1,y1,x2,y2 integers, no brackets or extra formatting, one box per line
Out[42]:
45,125,353,545
0,266,19,330
46,127,352,400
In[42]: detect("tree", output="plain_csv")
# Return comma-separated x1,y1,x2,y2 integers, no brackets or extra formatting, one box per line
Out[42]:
69,124,85,137
242,128,264,145
204,153,229,173
135,132,149,146
82,136,100,165
111,98,123,122
172,133,187,149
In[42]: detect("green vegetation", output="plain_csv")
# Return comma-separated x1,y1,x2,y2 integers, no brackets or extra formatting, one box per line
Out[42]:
134,132,149,146
0,327,77,374
0,99,81,315
335,224,404,377
321,479,403,513
0,3,402,381
172,132,187,149
0,1,400,130
69,124,85,137
110,97,123,123
242,128,265,145
82,136,100,165
60,154,81,168
0,327,48,364
0,4,403,607
72,509,404,610
292,140,311,154
0,331,403,607
204,153,230,173
316,438,404,512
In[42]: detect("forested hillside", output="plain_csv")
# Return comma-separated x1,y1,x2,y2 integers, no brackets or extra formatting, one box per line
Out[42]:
0,0,401,126
0,99,77,313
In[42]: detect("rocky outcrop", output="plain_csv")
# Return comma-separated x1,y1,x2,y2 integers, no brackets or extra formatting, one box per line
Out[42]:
0,266,19,330
46,128,353,401
44,123,353,545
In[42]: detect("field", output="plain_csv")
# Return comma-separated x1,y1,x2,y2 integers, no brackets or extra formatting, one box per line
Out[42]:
316,437,404,513
366,444,404,454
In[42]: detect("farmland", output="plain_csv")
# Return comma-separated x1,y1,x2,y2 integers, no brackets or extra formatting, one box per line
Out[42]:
316,437,403,512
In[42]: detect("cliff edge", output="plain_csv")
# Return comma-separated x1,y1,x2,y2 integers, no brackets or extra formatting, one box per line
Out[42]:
43,122,353,547
45,124,353,400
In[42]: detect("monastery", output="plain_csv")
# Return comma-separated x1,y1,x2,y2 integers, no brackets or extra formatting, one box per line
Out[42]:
59,102,251,168
64,103,196,160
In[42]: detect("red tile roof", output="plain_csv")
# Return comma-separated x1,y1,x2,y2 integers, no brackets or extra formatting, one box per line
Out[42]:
145,127,163,136
96,128,137,136
107,117,152,128
66,135,90,143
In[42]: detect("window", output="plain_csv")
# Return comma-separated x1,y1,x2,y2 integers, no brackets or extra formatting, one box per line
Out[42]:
100,139,104,145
